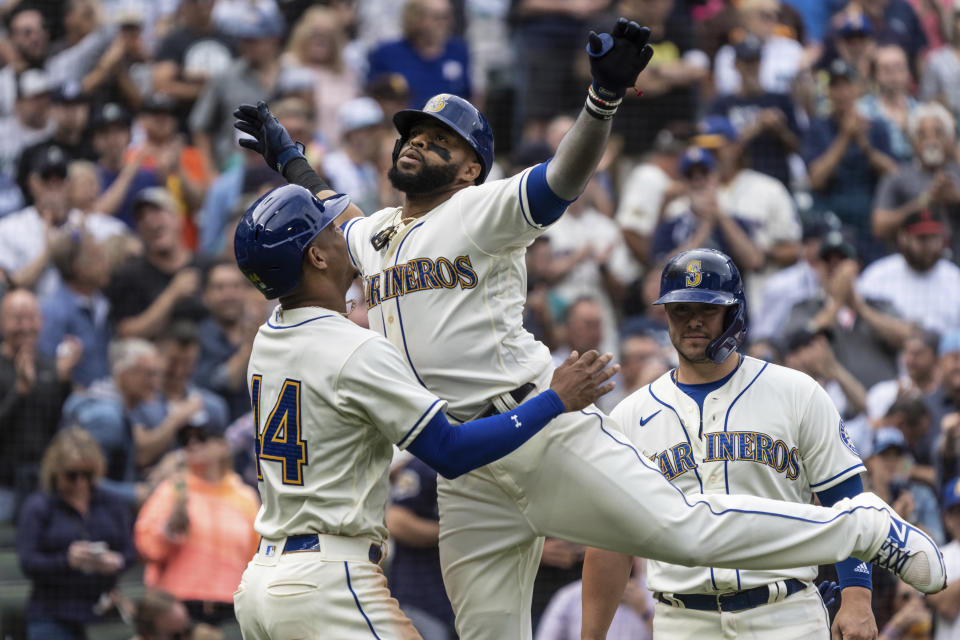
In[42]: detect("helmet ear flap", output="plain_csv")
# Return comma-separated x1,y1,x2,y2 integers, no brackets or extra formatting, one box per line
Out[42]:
706,301,747,363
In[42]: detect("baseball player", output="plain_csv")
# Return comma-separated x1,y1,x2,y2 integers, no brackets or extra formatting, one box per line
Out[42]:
230,184,620,639
581,248,881,640
234,18,945,640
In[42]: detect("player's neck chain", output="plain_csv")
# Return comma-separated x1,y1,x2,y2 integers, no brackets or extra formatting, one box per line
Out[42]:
370,207,418,251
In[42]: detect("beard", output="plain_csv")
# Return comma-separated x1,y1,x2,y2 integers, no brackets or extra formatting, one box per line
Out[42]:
388,161,460,196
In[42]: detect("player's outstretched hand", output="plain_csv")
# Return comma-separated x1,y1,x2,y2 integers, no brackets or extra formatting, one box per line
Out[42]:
233,101,305,174
550,350,619,412
586,17,655,100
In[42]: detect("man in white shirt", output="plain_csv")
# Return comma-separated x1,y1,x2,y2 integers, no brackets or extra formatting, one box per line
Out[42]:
926,477,960,640
857,209,960,334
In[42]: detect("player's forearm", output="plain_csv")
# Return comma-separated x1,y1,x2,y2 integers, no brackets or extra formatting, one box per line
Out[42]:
851,294,911,350
581,547,633,640
545,108,612,201
925,579,960,620
385,506,439,547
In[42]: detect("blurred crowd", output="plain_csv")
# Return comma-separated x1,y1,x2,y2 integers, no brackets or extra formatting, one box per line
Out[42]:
3,0,960,638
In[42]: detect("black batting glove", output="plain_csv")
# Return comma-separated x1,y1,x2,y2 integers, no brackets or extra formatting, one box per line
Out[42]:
233,101,305,174
586,18,654,101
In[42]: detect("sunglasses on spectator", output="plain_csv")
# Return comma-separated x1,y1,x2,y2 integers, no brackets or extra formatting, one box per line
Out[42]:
63,469,94,483
177,427,210,448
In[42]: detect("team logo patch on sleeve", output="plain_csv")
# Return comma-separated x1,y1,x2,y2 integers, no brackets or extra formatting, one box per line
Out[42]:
839,419,858,456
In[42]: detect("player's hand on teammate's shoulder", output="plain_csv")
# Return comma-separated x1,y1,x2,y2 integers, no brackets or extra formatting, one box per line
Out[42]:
549,350,619,412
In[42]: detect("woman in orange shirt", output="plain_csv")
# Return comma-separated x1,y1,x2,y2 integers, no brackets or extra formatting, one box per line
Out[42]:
134,420,259,626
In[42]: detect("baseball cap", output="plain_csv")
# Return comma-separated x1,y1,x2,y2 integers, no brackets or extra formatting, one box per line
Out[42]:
873,427,908,456
940,329,960,356
140,93,177,115
30,145,69,179
17,69,51,99
339,97,384,134
52,80,87,104
944,477,960,510
902,209,945,235
225,6,285,39
679,146,716,176
837,12,874,38
734,35,763,63
827,58,860,84
91,102,131,131
819,230,857,260
694,116,738,149
132,187,177,216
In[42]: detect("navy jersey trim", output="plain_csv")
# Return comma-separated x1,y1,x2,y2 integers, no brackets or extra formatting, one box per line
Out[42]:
809,463,867,490
266,313,336,330
391,221,428,388
344,562,382,639
397,398,443,449
342,217,362,270
648,384,704,494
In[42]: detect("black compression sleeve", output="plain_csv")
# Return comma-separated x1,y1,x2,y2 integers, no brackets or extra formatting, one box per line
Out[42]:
282,157,332,195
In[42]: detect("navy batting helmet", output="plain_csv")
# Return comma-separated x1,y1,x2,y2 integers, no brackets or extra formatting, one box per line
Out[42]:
234,184,351,300
392,94,494,184
654,248,747,363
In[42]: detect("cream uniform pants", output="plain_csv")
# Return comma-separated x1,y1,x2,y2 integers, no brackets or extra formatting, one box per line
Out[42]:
437,407,888,640
652,582,831,639
234,536,421,640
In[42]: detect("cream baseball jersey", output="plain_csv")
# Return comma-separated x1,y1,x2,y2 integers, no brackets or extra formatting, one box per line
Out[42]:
342,167,555,419
247,305,445,542
611,356,866,594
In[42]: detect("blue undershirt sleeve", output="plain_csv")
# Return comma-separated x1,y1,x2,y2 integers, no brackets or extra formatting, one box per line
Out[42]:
526,161,575,226
407,390,565,479
817,474,873,590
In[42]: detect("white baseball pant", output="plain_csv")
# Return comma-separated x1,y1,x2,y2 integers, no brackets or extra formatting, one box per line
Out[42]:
437,408,888,640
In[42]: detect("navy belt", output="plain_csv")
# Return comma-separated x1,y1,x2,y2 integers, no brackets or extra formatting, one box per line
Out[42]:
656,578,806,613
282,534,383,563
480,383,536,418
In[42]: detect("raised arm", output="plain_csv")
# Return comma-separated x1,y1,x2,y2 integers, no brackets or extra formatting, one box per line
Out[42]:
546,18,654,201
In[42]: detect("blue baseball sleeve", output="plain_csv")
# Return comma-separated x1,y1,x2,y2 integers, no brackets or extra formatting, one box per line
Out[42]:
407,390,565,479
817,475,873,590
526,161,575,226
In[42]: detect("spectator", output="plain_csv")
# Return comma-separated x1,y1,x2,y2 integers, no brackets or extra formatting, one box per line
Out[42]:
876,578,933,639
804,58,897,259
707,34,801,188
615,0,708,155
130,589,216,640
127,93,212,247
857,43,917,164
784,328,869,426
79,8,148,111
616,127,688,269
16,80,95,201
189,5,284,172
0,2,114,117
37,229,112,388
858,209,960,334
194,260,263,421
152,0,234,126
0,145,123,297
523,235,560,350
930,331,960,463
16,426,135,640
0,69,54,179
91,102,161,226
322,96,386,215
535,558,654,640
386,457,456,640
919,3,960,121
651,145,765,275
0,288,79,521
866,425,944,543
602,331,670,409
866,328,942,421
852,0,928,72
282,5,360,148
779,232,912,389
133,322,229,471
926,476,960,639
692,115,802,297
713,0,804,96
60,338,162,505
367,0,470,111
106,187,205,340
532,537,586,634
134,420,259,626
872,102,960,258
826,11,878,82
